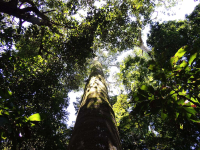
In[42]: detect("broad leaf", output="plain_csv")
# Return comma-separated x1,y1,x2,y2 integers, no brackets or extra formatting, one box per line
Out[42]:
183,107,196,115
174,46,187,58
28,113,41,121
188,53,197,65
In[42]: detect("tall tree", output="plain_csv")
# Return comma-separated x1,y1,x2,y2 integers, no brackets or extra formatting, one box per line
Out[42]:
68,58,121,150
0,0,186,149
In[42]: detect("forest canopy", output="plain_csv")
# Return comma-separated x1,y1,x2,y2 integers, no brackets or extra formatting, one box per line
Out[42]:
0,0,199,149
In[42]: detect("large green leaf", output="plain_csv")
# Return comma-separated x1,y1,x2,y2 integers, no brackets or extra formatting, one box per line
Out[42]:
191,119,200,123
170,56,179,66
183,107,196,115
170,46,187,66
174,46,187,58
188,53,197,65
179,60,187,68
28,113,41,121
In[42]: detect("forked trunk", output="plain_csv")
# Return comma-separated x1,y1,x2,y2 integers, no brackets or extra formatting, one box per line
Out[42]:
68,58,121,150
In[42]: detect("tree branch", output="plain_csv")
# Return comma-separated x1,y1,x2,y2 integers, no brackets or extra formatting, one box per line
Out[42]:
0,0,74,29
138,30,150,53
138,30,153,59
43,10,56,14
0,1,51,26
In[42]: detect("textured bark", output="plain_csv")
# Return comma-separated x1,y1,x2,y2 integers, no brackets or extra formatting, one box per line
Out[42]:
68,58,121,150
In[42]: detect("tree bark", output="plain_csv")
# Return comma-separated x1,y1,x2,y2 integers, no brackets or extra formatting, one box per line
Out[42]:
68,58,121,150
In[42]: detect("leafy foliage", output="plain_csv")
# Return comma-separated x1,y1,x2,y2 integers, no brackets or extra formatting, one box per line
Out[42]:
0,0,197,149
0,51,71,149
147,20,190,67
118,48,154,93
0,0,101,148
116,4,200,149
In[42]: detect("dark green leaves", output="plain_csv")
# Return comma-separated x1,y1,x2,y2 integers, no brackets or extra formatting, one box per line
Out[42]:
0,88,12,99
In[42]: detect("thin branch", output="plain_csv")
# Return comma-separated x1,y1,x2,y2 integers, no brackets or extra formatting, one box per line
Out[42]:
42,10,56,14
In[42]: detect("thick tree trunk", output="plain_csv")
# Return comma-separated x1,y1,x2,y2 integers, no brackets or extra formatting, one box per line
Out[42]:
68,58,121,150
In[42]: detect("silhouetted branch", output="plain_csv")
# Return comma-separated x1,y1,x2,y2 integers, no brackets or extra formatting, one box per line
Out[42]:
0,0,74,29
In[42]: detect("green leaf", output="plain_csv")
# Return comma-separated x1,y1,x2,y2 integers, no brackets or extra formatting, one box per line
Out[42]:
175,112,179,119
179,60,187,68
170,56,179,66
174,46,187,58
188,53,197,65
140,85,148,91
191,119,200,123
186,113,192,119
148,64,154,70
161,111,167,120
170,46,187,66
1,132,7,140
183,107,196,115
177,99,185,105
178,91,186,96
185,66,191,71
28,113,41,121
170,90,175,95
180,124,183,130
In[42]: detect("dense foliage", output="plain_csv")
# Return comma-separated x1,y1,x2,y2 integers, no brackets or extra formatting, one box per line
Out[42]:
0,0,101,149
117,4,200,149
0,0,199,149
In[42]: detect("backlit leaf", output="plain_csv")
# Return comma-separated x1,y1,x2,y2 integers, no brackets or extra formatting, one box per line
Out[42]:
180,124,183,130
141,85,148,91
28,113,41,121
174,46,187,58
188,53,197,65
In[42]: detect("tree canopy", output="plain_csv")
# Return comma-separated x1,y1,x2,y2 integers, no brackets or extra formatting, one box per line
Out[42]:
0,0,199,149
117,4,200,149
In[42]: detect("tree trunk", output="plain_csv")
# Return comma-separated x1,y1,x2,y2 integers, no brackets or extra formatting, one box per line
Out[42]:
68,58,121,150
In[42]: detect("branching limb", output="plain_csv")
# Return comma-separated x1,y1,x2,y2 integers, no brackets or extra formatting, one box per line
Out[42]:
138,30,150,53
138,30,153,59
0,0,74,29
42,10,56,14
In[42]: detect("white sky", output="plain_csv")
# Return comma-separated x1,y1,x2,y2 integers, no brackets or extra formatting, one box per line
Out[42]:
143,0,199,46
66,0,200,127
